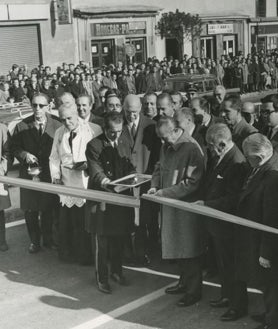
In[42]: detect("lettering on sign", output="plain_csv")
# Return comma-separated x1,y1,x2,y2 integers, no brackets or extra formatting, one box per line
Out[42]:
91,22,146,36
207,24,234,35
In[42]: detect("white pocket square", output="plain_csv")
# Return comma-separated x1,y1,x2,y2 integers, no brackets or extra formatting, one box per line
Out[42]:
217,175,224,179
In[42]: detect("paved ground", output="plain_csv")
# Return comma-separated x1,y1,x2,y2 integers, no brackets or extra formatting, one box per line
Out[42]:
1,221,264,329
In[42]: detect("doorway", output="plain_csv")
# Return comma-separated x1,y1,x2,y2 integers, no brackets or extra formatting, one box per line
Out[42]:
166,38,180,60
91,39,114,68
200,37,216,59
223,35,236,57
126,37,147,64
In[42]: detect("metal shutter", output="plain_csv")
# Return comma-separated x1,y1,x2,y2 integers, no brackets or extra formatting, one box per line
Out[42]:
0,25,41,76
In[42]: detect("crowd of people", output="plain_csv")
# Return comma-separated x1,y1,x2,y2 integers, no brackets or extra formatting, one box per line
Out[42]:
2,49,278,106
0,59,278,329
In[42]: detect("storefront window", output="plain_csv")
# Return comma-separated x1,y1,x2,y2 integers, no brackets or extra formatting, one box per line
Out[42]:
267,36,278,50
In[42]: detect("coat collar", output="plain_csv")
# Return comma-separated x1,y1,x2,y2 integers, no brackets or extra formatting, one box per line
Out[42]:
239,151,278,202
170,131,196,151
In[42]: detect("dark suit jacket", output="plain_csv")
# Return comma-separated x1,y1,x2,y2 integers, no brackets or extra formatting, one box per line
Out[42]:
88,113,104,127
192,125,207,157
270,130,278,153
232,118,258,151
122,114,158,174
11,113,61,210
0,123,11,210
235,152,278,283
86,133,135,235
198,115,222,142
203,144,247,237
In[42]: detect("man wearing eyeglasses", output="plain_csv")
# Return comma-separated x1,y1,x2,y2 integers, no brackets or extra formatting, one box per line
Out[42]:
105,95,122,113
260,94,278,152
11,92,62,253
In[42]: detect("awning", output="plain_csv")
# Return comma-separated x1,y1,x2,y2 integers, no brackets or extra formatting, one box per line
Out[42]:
73,5,162,19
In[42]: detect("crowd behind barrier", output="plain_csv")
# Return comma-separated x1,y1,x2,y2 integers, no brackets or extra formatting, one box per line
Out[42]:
2,48,278,108
0,54,278,329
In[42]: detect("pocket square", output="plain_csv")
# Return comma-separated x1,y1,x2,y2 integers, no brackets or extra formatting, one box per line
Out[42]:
217,174,224,179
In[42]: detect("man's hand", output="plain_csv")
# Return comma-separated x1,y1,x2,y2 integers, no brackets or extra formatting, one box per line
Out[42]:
53,178,63,185
259,256,271,269
193,200,205,206
154,189,163,197
25,153,38,164
101,178,111,191
72,161,88,171
147,187,157,194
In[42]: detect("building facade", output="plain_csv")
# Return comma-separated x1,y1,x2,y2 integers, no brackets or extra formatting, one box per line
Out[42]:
72,6,160,67
1,0,278,75
0,1,76,75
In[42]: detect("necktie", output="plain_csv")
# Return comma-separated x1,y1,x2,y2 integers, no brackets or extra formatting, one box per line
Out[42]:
39,123,44,137
131,123,136,139
243,168,259,189
68,131,77,153
267,127,273,140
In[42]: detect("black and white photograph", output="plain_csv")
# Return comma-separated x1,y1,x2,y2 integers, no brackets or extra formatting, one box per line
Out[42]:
0,0,278,328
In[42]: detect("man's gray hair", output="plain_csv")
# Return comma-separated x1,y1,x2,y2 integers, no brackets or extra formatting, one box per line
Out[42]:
242,133,273,157
175,107,194,121
59,101,78,114
206,123,232,144
57,92,75,107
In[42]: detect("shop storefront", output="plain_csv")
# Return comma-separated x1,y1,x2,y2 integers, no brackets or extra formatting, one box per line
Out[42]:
249,18,278,53
192,16,248,59
73,6,160,68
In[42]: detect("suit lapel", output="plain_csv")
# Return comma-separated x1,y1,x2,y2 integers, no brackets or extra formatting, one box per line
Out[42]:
239,157,275,202
132,115,144,150
206,146,235,186
43,114,56,138
27,116,40,142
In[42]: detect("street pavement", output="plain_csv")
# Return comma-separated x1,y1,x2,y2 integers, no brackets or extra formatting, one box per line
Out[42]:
0,221,264,329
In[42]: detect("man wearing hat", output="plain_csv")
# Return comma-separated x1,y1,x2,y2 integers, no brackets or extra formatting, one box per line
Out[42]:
184,86,198,107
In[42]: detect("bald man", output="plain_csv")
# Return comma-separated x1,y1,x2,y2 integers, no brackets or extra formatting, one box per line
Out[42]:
57,92,75,108
122,94,161,265
241,102,257,127
210,85,227,117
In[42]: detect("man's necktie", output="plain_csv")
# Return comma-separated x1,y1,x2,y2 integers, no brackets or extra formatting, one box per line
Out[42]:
39,123,44,137
243,167,259,189
68,131,77,153
267,127,273,140
131,123,136,139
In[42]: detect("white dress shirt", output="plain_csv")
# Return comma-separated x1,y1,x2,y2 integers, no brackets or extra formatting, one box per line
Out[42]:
49,122,95,208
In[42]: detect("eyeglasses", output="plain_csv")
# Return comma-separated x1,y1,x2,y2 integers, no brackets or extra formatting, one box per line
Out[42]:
261,110,275,116
32,103,48,109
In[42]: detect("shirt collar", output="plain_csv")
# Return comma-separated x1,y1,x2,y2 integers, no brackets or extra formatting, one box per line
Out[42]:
203,115,211,127
128,116,140,128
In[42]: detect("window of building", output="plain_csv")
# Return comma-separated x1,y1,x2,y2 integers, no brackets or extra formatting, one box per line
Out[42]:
256,0,266,17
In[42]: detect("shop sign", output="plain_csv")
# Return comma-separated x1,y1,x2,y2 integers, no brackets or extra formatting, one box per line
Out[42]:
207,24,234,35
57,0,72,24
91,21,146,36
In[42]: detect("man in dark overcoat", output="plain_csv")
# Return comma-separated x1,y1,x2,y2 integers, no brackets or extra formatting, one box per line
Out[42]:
11,93,61,253
0,123,12,251
195,123,247,310
221,134,278,329
86,111,135,294
221,94,257,151
148,116,205,307
122,94,160,264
